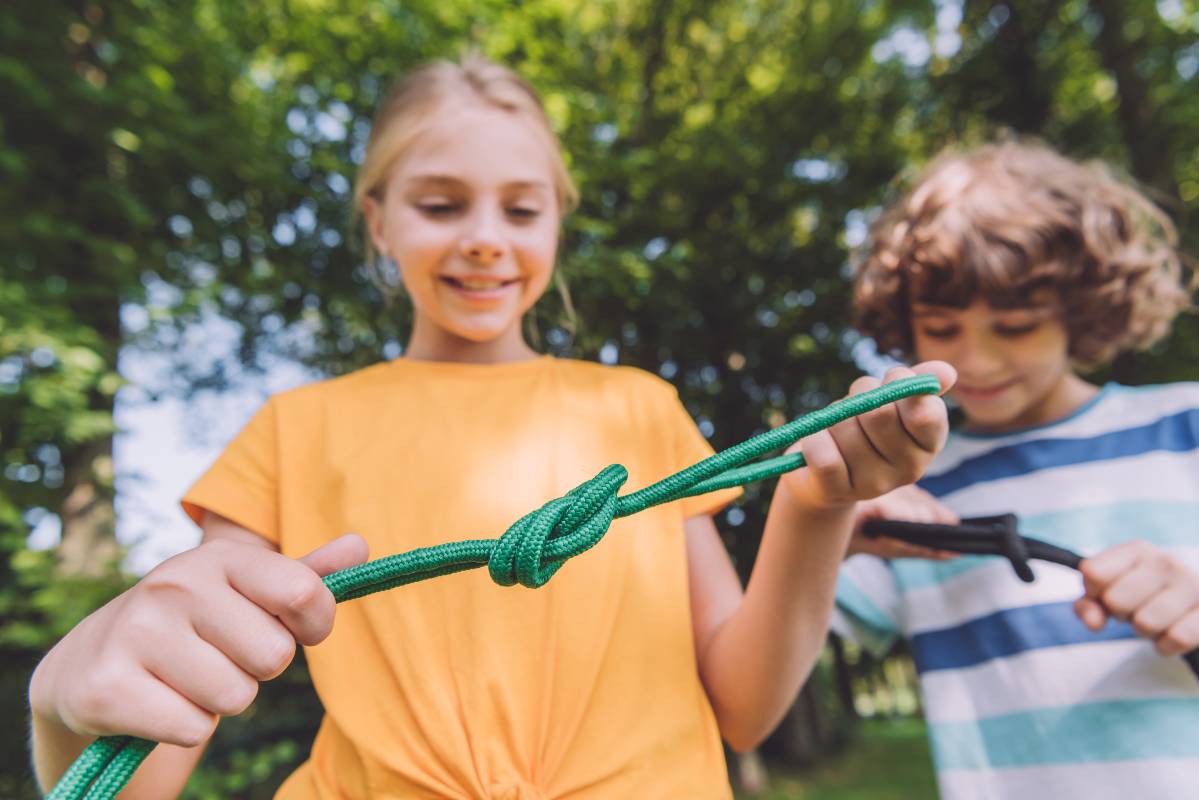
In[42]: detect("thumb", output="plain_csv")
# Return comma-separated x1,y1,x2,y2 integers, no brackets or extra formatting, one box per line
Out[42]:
299,533,370,577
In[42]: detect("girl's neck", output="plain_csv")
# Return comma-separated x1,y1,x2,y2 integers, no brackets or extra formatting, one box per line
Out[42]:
403,318,539,365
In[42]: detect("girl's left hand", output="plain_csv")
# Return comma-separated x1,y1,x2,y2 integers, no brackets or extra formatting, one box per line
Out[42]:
1077,541,1199,656
779,362,956,513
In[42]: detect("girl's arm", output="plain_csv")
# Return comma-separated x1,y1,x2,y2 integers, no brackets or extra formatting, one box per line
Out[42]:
687,363,953,751
28,514,364,798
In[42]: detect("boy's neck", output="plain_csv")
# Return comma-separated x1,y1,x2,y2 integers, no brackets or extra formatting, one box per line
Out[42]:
964,372,1099,435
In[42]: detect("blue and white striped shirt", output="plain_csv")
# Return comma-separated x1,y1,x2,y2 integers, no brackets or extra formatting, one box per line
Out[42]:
834,383,1199,799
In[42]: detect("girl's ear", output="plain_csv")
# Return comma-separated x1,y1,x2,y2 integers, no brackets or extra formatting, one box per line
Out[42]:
362,194,389,259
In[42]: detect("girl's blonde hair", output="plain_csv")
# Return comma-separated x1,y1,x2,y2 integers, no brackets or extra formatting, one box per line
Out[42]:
353,53,579,282
853,139,1192,367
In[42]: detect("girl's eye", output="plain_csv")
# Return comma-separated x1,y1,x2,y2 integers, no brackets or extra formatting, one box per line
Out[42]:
417,201,462,217
994,322,1040,337
506,206,541,221
918,327,958,340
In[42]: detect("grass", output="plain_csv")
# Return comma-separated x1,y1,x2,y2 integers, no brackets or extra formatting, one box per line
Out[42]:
735,718,937,800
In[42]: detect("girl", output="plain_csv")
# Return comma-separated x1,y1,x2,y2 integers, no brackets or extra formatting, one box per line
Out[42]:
31,55,952,799
838,140,1199,799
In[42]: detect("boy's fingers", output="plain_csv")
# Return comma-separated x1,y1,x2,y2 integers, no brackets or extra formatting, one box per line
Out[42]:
1158,609,1199,657
1101,563,1169,620
1074,597,1108,632
1080,541,1146,595
299,533,370,577
1132,585,1199,639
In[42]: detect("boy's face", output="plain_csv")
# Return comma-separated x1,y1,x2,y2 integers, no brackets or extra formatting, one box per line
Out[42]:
910,299,1077,432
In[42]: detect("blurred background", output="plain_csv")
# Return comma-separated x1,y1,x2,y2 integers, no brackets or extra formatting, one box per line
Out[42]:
2,0,1197,797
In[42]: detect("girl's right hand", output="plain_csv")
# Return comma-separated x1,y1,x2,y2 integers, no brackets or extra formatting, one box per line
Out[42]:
29,533,367,747
846,485,959,560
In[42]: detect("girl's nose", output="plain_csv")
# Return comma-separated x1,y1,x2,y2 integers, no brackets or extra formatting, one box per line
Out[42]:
460,238,505,264
459,213,507,265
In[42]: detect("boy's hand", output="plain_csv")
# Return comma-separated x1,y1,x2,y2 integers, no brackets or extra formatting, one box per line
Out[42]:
780,362,956,513
29,534,368,747
1076,540,1199,657
847,485,960,560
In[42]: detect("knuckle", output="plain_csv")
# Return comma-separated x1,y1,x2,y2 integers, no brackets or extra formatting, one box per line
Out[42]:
176,714,219,748
1131,610,1161,638
214,677,259,717
285,574,327,614
256,635,297,678
1157,631,1188,656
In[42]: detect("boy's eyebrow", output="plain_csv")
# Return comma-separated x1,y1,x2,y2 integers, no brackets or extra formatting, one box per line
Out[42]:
910,306,955,318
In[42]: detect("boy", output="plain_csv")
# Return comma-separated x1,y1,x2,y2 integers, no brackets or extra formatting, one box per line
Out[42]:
837,140,1199,799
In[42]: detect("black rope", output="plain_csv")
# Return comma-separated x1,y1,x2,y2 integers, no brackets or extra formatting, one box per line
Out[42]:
862,516,1199,680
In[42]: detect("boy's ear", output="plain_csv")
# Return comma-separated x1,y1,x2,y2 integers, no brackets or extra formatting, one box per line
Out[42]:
362,194,389,258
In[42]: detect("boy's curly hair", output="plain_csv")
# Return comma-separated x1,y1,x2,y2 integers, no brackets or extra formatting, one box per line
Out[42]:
853,140,1193,368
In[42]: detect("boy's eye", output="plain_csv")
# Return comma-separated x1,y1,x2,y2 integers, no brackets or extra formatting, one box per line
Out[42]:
918,327,958,340
994,322,1040,337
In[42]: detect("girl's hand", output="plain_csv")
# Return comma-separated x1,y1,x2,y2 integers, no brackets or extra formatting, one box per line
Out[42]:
29,534,368,747
779,362,956,513
1077,540,1199,656
847,485,960,560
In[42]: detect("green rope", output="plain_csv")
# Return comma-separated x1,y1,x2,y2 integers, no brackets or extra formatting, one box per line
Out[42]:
45,374,939,800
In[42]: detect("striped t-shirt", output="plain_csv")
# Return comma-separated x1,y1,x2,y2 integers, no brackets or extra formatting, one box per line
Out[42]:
834,382,1199,799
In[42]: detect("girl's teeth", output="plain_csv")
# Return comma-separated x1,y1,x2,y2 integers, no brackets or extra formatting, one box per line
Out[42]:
457,279,506,290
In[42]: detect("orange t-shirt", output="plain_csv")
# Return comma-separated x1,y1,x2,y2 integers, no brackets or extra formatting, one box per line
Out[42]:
182,356,741,799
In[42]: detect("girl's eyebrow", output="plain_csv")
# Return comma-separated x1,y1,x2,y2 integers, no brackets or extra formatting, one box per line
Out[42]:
403,174,551,192
403,174,464,188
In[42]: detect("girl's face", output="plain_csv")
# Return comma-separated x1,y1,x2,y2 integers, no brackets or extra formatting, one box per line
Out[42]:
365,104,561,361
911,299,1090,432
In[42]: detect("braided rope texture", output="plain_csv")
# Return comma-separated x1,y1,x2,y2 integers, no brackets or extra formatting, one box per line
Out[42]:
46,374,940,799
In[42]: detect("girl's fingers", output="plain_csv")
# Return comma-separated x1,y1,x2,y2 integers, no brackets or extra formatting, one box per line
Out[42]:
797,429,852,500
141,635,260,718
299,533,370,577
894,364,953,454
221,545,337,646
191,589,298,681
66,664,217,748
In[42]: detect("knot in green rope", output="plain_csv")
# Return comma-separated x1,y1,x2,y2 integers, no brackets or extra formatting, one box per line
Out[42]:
489,464,629,587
